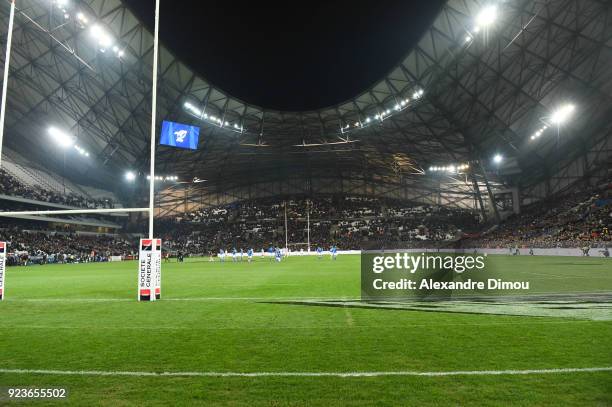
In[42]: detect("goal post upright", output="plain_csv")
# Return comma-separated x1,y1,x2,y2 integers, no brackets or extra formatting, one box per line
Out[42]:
148,0,161,240
0,0,16,169
138,0,162,302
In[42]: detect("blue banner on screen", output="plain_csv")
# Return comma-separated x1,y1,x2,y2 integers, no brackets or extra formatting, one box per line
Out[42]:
160,120,200,150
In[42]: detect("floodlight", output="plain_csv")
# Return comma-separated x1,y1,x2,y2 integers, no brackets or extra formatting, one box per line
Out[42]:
125,171,136,181
475,5,498,27
48,127,74,148
465,35,472,43
550,104,575,125
493,154,503,164
91,25,113,48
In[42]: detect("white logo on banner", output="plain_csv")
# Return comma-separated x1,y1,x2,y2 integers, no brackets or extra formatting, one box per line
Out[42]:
174,129,188,143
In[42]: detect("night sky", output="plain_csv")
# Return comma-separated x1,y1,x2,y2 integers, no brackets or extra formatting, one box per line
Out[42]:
124,0,444,111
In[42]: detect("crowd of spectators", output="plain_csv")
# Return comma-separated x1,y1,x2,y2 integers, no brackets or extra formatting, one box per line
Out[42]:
4,185,609,265
465,185,611,249
0,227,135,266
0,169,114,209
157,196,480,253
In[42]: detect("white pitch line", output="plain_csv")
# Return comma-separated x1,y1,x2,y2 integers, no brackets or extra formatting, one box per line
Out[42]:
0,319,598,332
0,367,610,378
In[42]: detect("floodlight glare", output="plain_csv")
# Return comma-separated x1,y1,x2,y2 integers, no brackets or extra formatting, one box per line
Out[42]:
48,127,74,148
125,171,136,181
550,104,575,125
476,5,498,27
90,25,113,48
493,154,503,164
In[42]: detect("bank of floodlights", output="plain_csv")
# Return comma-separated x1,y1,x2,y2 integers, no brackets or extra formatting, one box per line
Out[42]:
74,145,90,157
183,102,244,133
48,126,74,148
48,126,91,157
428,163,470,174
145,175,179,182
530,103,576,141
463,5,498,45
50,0,125,59
475,5,498,29
340,88,424,134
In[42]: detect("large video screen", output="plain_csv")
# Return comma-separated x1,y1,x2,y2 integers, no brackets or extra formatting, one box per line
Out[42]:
159,120,200,150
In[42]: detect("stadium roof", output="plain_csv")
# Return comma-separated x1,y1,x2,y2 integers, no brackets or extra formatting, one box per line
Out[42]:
0,0,611,198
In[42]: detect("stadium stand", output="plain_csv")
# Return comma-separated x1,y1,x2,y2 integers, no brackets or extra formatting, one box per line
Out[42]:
2,183,610,265
0,168,115,209
465,182,611,249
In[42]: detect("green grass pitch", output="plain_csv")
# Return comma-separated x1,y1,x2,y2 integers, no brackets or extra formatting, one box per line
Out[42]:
0,255,611,406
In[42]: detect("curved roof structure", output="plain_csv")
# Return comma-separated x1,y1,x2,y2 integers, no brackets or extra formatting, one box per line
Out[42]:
0,0,611,204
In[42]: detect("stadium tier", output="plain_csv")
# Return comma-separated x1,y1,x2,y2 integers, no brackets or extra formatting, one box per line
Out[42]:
0,0,610,405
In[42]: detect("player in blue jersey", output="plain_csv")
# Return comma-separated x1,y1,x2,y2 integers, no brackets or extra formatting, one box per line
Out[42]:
219,248,225,262
247,248,254,262
330,245,338,260
232,248,237,262
268,246,275,261
275,247,282,262
316,246,323,259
